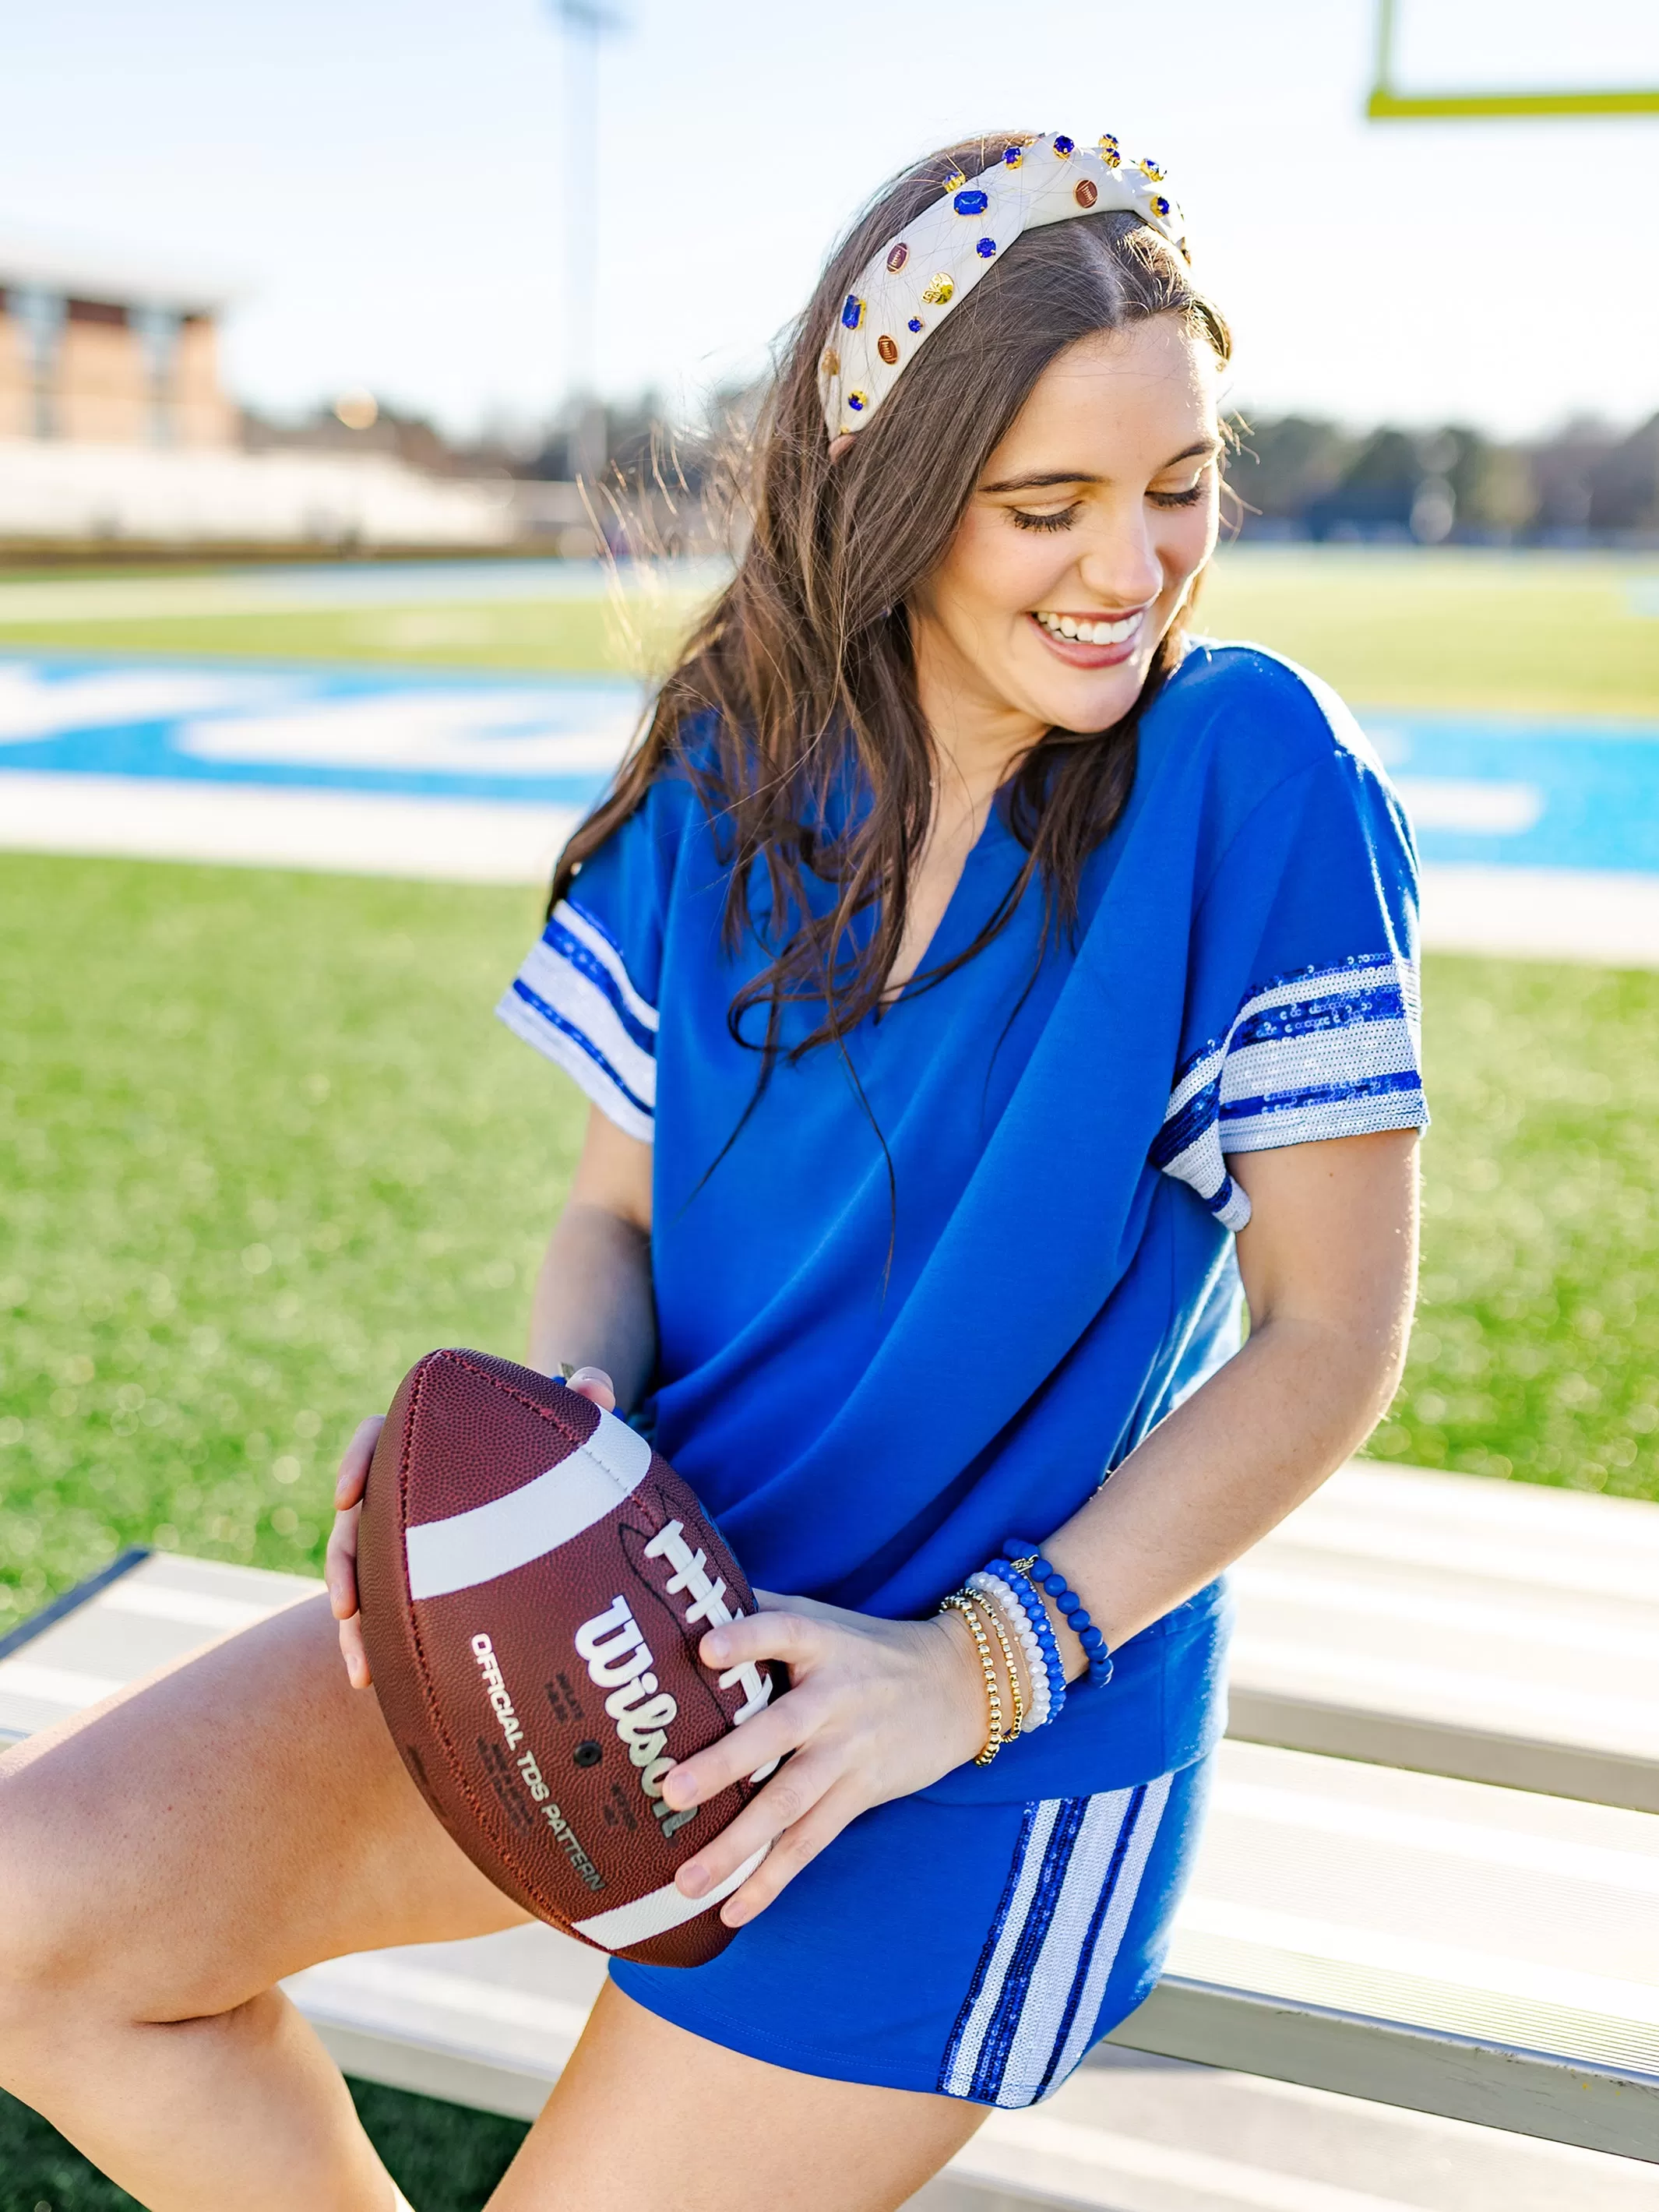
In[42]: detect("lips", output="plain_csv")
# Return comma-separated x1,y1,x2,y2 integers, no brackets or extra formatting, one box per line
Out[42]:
1028,608,1147,668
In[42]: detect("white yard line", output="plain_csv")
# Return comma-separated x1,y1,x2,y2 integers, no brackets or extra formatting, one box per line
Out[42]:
5,771,1658,963
0,770,580,883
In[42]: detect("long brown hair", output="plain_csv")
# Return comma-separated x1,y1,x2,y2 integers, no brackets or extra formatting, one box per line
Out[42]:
552,132,1231,1070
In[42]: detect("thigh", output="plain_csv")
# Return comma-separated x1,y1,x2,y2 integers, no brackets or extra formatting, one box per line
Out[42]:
496,1981,985,2212
0,1592,528,2017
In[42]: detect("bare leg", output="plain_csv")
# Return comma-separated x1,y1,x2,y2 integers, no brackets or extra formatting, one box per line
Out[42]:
490,1981,987,2212
0,1594,527,2210
0,1595,990,2212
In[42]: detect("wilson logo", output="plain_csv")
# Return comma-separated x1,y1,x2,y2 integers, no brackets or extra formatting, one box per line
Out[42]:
573,1599,694,1838
572,1524,778,1843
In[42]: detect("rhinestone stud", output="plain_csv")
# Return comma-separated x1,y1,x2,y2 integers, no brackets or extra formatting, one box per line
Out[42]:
841,294,864,329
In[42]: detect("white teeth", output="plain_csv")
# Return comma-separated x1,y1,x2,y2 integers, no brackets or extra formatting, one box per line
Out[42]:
1035,611,1142,646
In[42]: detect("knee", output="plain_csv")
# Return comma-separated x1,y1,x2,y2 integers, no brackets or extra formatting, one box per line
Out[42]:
0,1766,114,2060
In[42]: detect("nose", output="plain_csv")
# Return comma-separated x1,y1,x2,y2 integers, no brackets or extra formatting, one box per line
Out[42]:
1074,504,1164,611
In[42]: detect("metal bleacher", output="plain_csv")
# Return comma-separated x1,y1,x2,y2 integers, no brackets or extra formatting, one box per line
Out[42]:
3,1463,1658,2209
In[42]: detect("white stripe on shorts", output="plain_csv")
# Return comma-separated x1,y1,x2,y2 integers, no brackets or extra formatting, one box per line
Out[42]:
939,1774,1172,2108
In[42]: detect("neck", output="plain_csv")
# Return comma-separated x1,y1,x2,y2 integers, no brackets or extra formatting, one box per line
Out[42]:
910,613,1044,819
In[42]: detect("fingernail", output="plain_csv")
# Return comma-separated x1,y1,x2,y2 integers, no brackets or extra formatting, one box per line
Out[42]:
703,1633,728,1663
678,1862,710,1898
569,1366,606,1386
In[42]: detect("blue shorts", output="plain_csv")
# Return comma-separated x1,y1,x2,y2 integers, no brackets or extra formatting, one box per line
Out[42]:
611,1752,1212,2108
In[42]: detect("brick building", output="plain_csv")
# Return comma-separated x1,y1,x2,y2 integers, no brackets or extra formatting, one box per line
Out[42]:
0,243,237,449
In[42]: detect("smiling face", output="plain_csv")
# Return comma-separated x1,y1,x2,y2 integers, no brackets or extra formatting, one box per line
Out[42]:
907,312,1222,766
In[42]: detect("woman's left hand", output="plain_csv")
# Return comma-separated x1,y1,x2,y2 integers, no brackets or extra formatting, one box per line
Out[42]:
660,1590,992,1928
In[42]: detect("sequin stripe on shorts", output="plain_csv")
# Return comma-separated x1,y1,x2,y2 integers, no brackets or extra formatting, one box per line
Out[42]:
935,1772,1174,2108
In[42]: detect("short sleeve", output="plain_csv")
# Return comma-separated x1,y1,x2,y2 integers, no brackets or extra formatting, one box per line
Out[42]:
1150,667,1427,1233
495,796,669,1143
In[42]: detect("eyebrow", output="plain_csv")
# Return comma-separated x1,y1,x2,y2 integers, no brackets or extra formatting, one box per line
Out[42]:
980,439,1221,495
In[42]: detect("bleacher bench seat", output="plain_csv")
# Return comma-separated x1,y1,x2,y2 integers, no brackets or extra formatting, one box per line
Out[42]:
3,1463,1657,2198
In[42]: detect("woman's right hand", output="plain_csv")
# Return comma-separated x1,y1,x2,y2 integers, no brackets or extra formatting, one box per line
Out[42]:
326,1416,384,1689
325,1368,620,1690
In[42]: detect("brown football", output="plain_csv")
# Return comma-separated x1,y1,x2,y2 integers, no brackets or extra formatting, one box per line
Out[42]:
358,1347,782,1967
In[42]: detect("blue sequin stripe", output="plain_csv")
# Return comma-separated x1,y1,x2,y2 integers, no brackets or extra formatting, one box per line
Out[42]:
967,1799,1091,2103
936,1800,1042,2096
1162,952,1410,1102
1220,1065,1424,1125
506,977,653,1118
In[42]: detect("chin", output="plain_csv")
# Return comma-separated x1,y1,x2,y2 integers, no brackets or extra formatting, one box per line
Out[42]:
1031,663,1149,737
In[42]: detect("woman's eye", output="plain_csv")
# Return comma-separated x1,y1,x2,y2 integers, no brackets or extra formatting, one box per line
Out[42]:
1150,478,1207,509
1009,504,1080,533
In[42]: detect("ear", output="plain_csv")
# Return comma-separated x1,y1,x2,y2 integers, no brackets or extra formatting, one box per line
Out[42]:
827,433,857,463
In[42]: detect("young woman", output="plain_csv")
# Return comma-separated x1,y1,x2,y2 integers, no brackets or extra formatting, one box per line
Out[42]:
0,132,1422,2210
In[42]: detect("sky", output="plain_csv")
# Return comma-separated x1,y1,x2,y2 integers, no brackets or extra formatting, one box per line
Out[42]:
0,0,1655,441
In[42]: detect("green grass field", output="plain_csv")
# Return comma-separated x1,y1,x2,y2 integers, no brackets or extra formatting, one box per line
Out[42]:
0,546,1656,714
3,850,1657,1644
0,546,1656,2197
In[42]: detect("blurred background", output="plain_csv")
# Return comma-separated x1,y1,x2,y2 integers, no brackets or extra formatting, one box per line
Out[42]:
2,2,1658,2205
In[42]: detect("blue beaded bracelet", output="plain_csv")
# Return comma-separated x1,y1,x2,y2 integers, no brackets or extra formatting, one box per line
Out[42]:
984,1561,1066,1724
1002,1541,1114,1688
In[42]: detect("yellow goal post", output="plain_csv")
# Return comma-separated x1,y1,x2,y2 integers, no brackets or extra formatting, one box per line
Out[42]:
1367,0,1659,118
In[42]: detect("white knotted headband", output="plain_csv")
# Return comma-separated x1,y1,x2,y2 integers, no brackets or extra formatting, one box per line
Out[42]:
818,132,1187,442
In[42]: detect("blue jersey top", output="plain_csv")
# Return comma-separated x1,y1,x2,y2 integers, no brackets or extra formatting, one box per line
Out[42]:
497,643,1427,1802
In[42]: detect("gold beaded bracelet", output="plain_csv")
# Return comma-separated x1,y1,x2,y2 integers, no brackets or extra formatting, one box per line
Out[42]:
939,1590,1005,1765
972,1587,1026,1743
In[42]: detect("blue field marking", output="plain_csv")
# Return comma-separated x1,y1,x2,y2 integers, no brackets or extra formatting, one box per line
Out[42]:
1,654,1655,875
0,653,639,809
1370,713,1659,875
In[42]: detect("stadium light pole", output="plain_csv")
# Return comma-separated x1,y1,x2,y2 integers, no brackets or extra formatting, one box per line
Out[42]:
552,0,626,488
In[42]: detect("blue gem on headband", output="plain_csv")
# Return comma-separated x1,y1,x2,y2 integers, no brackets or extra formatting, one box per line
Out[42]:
907,316,923,332
841,295,865,329
953,188,989,216
847,391,867,411
976,236,997,259
1053,134,1075,155
1002,146,1023,167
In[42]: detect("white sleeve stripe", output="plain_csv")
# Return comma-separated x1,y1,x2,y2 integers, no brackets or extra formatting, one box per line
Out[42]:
516,938,657,1108
494,988,654,1143
1164,957,1413,1120
1220,1018,1419,1103
1154,953,1426,1231
554,899,659,1034
1220,1087,1431,1154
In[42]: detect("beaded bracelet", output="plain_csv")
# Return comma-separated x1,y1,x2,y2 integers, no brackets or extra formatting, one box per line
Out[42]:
984,1559,1067,1724
967,1572,1044,1731
1002,1541,1115,1689
938,1590,1006,1763
967,1571,1048,1729
972,1588,1025,1742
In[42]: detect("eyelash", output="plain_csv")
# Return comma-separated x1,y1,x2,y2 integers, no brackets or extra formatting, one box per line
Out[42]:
1009,478,1208,530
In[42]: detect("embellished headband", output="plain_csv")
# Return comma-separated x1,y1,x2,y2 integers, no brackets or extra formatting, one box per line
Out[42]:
818,132,1186,442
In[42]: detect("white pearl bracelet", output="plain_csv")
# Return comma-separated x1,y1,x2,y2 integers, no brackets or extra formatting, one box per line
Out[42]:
967,1569,1051,1730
